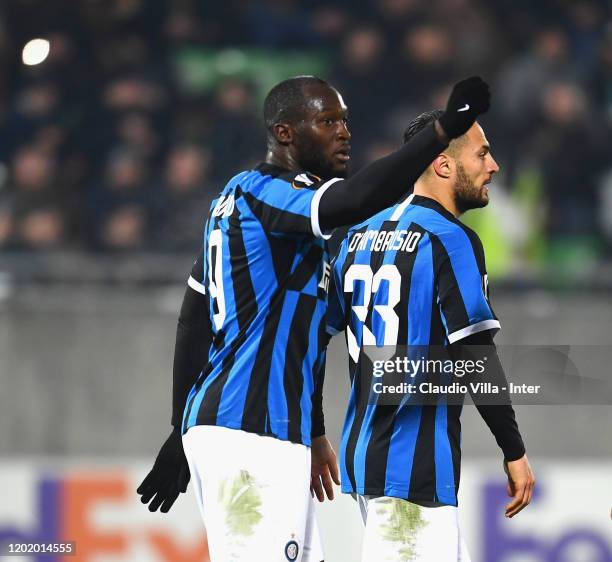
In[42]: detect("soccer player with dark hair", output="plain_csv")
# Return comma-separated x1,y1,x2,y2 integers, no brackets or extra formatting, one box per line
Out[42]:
137,75,491,561
327,106,535,560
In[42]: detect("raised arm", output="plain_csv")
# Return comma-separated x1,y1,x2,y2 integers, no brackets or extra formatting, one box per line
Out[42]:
319,76,491,230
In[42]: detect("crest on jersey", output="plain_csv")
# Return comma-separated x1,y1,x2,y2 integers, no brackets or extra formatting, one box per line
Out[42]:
292,172,320,189
285,540,299,561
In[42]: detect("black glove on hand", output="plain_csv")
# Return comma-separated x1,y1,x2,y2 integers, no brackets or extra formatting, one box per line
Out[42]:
438,76,491,139
137,427,190,513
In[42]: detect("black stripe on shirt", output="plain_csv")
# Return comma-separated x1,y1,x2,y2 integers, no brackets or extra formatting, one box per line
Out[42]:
408,404,437,501
286,244,324,292
447,404,463,496
284,294,318,443
364,223,423,492
337,229,364,491
196,197,258,425
346,221,393,490
243,190,313,235
430,233,471,336
241,294,285,434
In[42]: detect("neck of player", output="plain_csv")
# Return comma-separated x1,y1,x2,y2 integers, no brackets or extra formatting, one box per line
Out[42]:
265,148,301,173
413,181,461,218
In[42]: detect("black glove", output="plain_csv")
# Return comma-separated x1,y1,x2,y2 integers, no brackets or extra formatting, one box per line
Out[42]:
137,427,190,513
438,76,491,139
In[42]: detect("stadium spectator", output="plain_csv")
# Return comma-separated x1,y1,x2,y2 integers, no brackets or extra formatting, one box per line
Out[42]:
0,146,66,250
208,79,260,179
156,144,213,251
0,0,609,266
85,149,155,252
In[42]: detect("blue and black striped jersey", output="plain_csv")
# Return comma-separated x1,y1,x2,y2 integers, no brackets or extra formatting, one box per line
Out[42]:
327,194,500,506
182,163,340,446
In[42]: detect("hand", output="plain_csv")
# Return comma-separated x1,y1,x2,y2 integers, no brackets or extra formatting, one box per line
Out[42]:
137,427,190,513
503,454,535,518
438,76,491,139
310,435,340,502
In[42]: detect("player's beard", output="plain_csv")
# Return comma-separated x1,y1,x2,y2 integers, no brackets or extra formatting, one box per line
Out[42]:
294,138,348,180
453,162,488,214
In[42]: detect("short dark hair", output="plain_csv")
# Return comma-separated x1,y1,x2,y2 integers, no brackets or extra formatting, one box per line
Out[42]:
403,109,443,144
263,75,329,132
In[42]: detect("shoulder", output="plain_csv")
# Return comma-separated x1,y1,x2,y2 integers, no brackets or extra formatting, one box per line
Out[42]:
422,210,482,256
427,218,487,275
246,164,324,191
347,205,395,236
454,221,485,263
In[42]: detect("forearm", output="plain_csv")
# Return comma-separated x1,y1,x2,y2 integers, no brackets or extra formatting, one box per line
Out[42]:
319,122,447,230
452,331,525,461
171,286,212,428
311,355,326,438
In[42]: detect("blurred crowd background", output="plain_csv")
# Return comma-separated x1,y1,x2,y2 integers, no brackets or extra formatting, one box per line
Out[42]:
1,6,610,560
0,0,611,281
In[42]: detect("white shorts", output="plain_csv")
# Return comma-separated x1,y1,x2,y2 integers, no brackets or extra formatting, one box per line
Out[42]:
183,425,324,562
357,495,471,562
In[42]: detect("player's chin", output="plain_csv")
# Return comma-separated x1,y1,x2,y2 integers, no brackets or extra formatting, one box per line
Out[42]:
468,193,489,210
478,185,490,205
330,160,349,178
475,185,489,207
476,195,489,208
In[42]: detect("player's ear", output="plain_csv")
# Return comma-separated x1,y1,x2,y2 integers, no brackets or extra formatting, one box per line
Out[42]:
432,153,452,179
272,123,293,145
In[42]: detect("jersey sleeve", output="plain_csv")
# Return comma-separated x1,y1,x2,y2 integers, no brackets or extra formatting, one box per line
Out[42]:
432,229,500,344
326,239,349,337
244,173,344,239
187,245,206,295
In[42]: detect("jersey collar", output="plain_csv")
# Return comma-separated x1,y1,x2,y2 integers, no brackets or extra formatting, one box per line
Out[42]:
410,194,458,222
255,162,292,178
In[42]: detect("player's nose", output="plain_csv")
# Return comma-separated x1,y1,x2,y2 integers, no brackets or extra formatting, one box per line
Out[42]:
488,154,500,174
338,121,351,141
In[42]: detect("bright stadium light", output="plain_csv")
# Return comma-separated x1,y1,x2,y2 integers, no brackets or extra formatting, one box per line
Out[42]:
22,38,50,66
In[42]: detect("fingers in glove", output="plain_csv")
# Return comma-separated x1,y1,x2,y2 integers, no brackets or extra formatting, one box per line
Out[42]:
136,470,157,495
160,488,181,513
148,491,167,512
139,488,157,505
